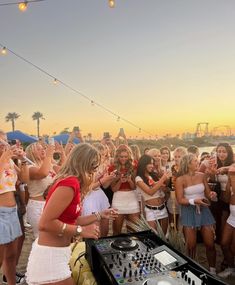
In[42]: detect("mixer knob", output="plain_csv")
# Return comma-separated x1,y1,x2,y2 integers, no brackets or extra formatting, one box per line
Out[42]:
109,263,113,269
119,260,122,266
188,277,191,284
129,270,132,277
139,269,143,275
128,263,132,268
123,253,126,258
111,254,114,260
192,281,195,285
134,270,138,277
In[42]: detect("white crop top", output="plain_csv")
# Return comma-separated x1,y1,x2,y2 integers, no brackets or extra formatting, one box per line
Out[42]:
27,166,56,198
0,159,17,194
135,175,165,202
184,183,205,200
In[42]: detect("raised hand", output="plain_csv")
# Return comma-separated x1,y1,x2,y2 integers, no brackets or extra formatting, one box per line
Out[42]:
100,208,118,220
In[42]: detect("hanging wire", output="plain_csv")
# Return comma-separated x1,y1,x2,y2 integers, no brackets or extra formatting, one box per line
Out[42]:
0,0,47,6
0,42,154,136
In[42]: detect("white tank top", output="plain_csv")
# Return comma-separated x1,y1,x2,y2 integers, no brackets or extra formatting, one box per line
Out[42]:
27,166,56,198
184,183,205,200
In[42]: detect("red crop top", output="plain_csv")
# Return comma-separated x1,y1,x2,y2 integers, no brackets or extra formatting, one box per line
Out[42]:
108,165,133,190
45,176,81,225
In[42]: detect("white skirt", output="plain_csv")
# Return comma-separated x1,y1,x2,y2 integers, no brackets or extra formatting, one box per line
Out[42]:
26,239,71,285
26,199,46,238
112,190,140,214
227,204,235,228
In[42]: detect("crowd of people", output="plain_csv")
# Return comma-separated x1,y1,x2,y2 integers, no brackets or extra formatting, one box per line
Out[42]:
0,128,235,285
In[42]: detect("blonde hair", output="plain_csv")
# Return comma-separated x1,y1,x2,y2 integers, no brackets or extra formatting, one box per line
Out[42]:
114,144,134,173
173,147,187,157
130,144,141,161
55,143,100,200
25,142,42,166
148,148,160,157
178,153,195,176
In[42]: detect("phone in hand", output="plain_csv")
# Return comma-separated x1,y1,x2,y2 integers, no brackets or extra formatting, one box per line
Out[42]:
73,126,80,133
8,139,17,146
202,198,210,205
103,132,110,139
119,128,125,137
48,138,55,146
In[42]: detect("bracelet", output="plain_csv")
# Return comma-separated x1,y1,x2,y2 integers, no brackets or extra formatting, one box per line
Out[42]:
188,199,195,205
93,212,102,221
58,223,67,237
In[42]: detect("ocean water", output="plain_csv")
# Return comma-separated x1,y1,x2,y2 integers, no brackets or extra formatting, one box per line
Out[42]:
199,145,235,155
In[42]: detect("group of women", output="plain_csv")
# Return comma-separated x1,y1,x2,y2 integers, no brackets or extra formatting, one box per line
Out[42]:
0,128,235,285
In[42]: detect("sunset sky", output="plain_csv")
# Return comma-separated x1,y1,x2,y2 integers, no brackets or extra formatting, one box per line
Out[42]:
0,0,235,139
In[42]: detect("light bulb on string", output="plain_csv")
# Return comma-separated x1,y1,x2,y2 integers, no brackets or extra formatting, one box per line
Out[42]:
139,128,142,133
18,1,28,12
1,46,7,55
117,116,120,122
91,100,95,106
108,0,115,8
53,78,58,84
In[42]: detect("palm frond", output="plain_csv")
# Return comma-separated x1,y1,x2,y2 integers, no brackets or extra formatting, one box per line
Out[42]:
126,214,166,242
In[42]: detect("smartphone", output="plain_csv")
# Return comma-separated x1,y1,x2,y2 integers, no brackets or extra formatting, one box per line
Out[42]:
8,139,17,146
48,137,55,146
73,126,80,133
202,198,210,205
103,132,110,139
119,128,125,137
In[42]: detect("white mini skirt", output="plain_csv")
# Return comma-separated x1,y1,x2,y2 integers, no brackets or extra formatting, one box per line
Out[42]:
26,239,71,285
112,190,140,214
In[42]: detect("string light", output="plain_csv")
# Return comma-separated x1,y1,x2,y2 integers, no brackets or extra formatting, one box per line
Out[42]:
18,1,28,11
53,78,58,84
108,0,115,8
0,42,154,136
0,0,47,7
1,46,7,55
117,116,120,122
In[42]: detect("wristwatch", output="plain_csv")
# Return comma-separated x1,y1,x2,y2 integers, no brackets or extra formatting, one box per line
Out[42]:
76,225,83,236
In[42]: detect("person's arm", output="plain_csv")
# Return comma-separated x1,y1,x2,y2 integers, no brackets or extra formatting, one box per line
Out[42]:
203,174,217,201
76,208,118,225
136,174,168,196
38,186,99,239
29,145,54,180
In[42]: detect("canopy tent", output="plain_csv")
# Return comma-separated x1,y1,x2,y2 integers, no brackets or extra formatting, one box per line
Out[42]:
7,130,38,143
52,134,80,145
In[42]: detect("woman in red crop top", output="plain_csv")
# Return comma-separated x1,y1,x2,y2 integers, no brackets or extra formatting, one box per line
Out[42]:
109,144,140,235
26,143,118,285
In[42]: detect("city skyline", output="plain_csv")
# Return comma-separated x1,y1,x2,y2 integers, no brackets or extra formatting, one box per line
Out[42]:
1,1,235,138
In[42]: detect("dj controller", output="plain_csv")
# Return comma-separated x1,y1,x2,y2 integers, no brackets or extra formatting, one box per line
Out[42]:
85,230,227,285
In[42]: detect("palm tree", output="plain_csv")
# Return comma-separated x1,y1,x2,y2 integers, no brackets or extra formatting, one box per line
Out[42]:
32,112,45,137
5,112,20,131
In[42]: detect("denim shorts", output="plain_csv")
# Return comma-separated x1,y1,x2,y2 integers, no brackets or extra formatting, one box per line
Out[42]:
0,206,22,244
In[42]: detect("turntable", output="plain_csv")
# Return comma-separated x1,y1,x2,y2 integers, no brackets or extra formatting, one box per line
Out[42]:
85,230,226,285
111,237,138,251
